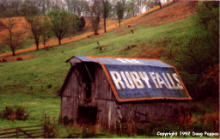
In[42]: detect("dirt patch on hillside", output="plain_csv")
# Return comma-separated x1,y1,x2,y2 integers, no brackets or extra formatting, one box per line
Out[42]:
136,47,167,59
0,54,35,62
113,25,136,36
0,17,30,38
133,40,170,59
130,1,196,27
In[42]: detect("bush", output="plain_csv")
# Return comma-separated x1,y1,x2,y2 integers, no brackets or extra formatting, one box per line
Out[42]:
63,116,73,125
0,105,29,121
42,114,57,138
2,106,14,120
16,57,23,61
174,1,219,100
78,16,86,31
15,106,29,120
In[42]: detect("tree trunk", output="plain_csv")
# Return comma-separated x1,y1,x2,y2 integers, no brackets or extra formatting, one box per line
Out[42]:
58,38,61,45
104,17,107,33
36,41,39,50
43,41,46,48
34,36,40,50
11,47,16,56
159,2,162,9
94,30,99,35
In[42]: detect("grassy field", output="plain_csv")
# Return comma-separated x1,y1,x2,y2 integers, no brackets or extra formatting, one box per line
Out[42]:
0,15,195,129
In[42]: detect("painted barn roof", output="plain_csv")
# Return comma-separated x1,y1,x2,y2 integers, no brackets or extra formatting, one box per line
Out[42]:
66,56,192,102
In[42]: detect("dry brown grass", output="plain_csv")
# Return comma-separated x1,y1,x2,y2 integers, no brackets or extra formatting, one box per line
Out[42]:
130,1,196,27
0,54,35,62
133,41,169,59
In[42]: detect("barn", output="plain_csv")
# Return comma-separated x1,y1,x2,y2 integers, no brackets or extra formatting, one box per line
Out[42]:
59,56,192,132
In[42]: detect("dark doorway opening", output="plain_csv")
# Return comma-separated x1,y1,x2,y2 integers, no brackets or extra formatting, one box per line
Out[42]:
86,83,92,100
80,63,96,102
77,106,97,125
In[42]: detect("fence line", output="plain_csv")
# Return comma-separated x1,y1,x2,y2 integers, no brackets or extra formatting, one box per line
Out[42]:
0,125,44,138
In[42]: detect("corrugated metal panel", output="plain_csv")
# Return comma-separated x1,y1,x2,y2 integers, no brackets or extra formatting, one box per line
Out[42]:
75,56,94,62
94,57,172,68
105,65,188,99
68,56,191,102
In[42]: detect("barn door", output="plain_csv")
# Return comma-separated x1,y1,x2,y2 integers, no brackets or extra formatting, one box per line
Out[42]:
77,106,97,125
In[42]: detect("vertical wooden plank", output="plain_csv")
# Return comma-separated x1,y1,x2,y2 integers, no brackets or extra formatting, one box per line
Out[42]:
16,128,18,138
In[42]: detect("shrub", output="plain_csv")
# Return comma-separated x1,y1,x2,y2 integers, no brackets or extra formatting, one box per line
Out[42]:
42,114,57,138
63,116,73,125
2,106,14,120
78,16,86,31
15,106,29,120
16,57,23,61
0,105,29,121
174,1,219,100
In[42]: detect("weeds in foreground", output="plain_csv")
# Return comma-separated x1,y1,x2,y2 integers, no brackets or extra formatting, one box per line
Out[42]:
0,105,29,121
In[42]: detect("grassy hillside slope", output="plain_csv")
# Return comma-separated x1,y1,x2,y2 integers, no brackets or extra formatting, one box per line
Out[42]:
0,1,199,131
0,1,190,58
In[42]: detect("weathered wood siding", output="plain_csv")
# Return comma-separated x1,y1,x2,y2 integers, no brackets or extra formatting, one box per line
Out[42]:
60,62,189,131
119,102,188,123
61,67,83,122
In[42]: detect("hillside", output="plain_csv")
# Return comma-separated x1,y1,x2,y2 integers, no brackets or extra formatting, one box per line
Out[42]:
0,17,117,55
0,1,196,127
0,1,219,137
133,1,195,27
0,1,194,58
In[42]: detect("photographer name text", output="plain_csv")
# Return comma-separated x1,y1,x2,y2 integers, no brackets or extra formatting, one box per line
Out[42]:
157,131,219,137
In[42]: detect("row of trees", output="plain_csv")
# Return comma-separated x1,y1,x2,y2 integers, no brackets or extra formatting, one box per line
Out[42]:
88,0,163,34
0,0,85,56
0,0,164,56
0,0,164,35
0,0,164,18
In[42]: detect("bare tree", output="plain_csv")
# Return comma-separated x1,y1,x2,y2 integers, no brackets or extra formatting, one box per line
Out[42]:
143,0,161,10
155,0,162,8
115,0,125,27
101,0,111,33
65,0,89,16
34,0,52,14
0,20,4,31
126,0,136,17
51,0,64,10
90,0,101,35
0,18,25,56
22,1,42,51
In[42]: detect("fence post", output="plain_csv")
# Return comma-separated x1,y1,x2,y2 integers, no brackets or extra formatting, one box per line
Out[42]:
16,128,19,138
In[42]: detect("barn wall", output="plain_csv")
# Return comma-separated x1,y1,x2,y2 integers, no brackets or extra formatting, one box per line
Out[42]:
93,65,190,131
119,101,188,124
61,63,119,129
60,62,190,132
91,64,119,130
61,66,84,123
